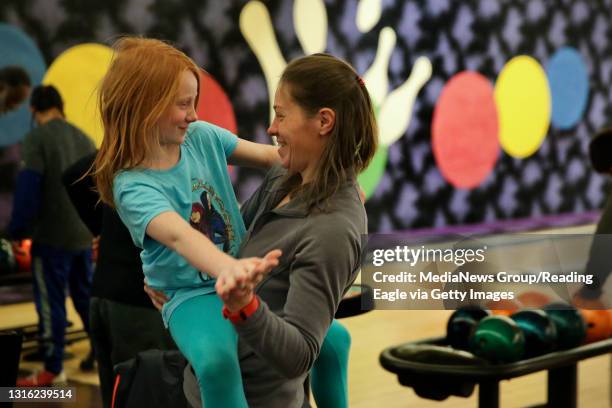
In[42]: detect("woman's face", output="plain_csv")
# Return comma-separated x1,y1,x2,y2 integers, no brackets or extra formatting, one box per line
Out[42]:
157,70,198,145
267,84,327,182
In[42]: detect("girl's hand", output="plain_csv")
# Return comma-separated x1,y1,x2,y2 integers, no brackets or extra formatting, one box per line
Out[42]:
215,261,257,312
219,283,254,313
215,250,281,309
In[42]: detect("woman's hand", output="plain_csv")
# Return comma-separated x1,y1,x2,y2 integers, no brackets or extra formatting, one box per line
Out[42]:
92,236,100,263
144,282,169,311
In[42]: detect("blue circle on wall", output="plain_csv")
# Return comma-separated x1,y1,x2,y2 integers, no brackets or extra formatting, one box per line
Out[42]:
0,24,46,147
546,47,589,130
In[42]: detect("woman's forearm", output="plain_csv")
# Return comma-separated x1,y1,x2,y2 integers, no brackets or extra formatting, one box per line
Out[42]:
234,301,321,378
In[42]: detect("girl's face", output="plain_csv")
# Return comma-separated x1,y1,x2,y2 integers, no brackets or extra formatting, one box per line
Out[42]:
267,84,328,182
157,70,198,145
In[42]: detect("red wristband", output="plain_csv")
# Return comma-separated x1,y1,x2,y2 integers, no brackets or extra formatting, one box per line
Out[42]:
222,295,260,323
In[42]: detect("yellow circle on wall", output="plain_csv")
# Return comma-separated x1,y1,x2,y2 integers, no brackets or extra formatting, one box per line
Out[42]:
495,55,551,158
43,43,113,147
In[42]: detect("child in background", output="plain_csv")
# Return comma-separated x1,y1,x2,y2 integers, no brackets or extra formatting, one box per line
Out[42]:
12,85,95,386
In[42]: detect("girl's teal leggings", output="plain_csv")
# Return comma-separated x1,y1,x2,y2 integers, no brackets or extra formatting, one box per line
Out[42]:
169,294,351,408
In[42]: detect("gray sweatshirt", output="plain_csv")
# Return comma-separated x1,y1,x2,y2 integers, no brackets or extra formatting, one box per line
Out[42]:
184,165,367,407
21,118,95,250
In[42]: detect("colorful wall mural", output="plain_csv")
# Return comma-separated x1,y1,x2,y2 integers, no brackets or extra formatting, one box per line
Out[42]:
1,0,611,234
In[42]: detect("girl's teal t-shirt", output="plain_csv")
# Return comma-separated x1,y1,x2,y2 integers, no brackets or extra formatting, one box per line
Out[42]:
114,121,246,325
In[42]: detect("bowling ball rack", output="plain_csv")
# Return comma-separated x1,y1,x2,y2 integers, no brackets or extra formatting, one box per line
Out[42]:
0,270,31,287
2,321,88,353
380,336,612,408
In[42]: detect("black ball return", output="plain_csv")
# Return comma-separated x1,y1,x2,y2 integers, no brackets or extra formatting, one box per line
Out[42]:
380,336,612,408
335,284,374,319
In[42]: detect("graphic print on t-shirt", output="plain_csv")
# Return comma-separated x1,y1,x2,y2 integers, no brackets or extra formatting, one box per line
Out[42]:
189,179,236,256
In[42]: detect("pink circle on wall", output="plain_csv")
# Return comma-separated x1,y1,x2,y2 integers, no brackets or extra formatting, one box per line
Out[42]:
197,70,237,134
432,71,500,189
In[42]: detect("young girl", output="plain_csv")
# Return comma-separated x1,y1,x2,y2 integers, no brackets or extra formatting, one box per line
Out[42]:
94,37,281,408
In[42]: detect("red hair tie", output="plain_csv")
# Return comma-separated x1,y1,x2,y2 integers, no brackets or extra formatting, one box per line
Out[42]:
356,75,365,87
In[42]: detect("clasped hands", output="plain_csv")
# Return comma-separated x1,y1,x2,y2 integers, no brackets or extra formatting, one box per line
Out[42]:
144,249,281,314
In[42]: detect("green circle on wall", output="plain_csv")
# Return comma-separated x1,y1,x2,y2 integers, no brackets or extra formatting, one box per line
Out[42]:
358,145,388,199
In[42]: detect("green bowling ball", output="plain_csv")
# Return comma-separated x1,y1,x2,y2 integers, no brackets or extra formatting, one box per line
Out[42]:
544,303,586,349
510,310,558,358
446,306,490,351
470,315,525,363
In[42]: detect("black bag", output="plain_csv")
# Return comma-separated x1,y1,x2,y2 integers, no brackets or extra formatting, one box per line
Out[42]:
0,330,22,386
112,350,188,408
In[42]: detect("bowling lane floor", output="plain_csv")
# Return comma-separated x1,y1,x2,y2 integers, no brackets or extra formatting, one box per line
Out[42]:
1,221,610,407
1,298,609,407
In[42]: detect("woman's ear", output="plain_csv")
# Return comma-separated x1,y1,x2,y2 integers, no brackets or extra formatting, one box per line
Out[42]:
319,108,335,136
